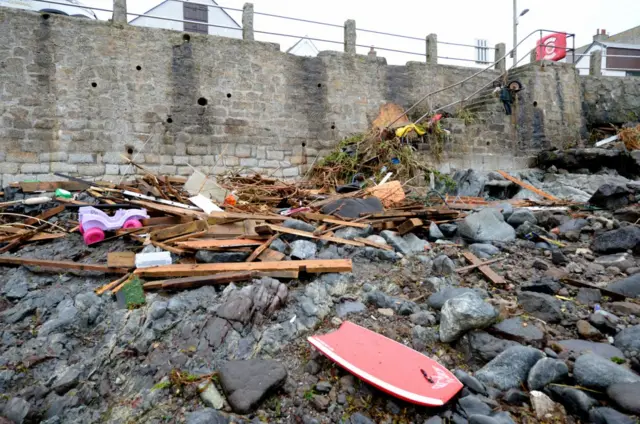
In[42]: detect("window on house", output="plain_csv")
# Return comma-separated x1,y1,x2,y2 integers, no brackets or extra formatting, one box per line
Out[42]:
183,3,208,34
475,39,489,64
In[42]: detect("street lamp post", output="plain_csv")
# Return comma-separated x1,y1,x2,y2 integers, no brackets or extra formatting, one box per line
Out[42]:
513,0,529,67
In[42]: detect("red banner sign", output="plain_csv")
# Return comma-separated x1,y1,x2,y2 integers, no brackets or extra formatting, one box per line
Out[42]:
536,33,567,61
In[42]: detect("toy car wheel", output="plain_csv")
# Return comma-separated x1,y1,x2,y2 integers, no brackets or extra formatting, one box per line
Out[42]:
123,219,143,229
83,227,105,245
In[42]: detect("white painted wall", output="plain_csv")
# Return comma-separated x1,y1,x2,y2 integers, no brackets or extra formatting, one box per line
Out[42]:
129,0,241,39
287,38,319,57
574,45,626,76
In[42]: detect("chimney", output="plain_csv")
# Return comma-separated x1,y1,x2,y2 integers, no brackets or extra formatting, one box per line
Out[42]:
594,28,609,42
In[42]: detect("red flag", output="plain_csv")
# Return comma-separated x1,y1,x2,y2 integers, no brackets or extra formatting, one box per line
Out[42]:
536,33,567,61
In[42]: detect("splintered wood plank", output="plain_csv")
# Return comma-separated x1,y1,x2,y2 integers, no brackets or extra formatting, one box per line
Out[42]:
107,252,136,268
353,237,393,251
246,233,280,262
144,271,256,291
302,213,370,229
95,273,131,295
129,199,207,218
25,233,67,242
207,212,290,221
149,220,208,241
462,251,505,285
141,216,192,226
0,257,129,274
24,205,66,226
257,248,286,262
259,224,365,247
456,257,505,273
175,239,263,249
397,218,424,235
19,181,88,192
134,259,352,277
497,170,560,202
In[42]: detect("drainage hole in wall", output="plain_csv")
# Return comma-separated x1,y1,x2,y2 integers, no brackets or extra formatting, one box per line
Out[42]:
533,101,538,107
91,82,97,88
183,34,191,42
126,147,134,155
317,83,322,88
331,124,336,130
301,142,306,147
486,142,491,146
198,97,208,106
166,116,173,123
136,65,142,71
226,93,232,98
42,13,50,20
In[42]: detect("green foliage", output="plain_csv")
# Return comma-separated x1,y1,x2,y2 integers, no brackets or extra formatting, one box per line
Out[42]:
303,389,315,400
152,380,171,391
455,107,477,125
611,356,626,364
121,276,146,309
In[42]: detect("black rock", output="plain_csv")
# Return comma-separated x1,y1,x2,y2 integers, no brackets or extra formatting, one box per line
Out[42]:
429,222,445,240
412,326,439,351
52,366,82,395
457,331,521,364
517,291,563,323
607,382,640,415
345,412,376,424
458,395,492,418
335,301,366,318
488,411,517,424
454,370,487,396
439,223,458,237
502,388,529,405
507,209,537,228
186,408,228,424
573,353,640,390
556,339,624,360
589,183,634,210
614,324,640,355
592,226,640,253
589,407,637,424
428,287,487,310
520,277,562,295
551,250,569,265
219,359,287,413
558,218,589,235
527,358,568,390
546,385,598,420
468,417,499,424
608,274,640,298
475,346,545,390
196,250,249,263
490,317,544,346
576,288,602,305
590,311,620,334
2,397,31,424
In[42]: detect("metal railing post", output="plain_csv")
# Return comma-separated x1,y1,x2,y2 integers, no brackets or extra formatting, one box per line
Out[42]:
426,34,437,64
112,0,127,24
242,3,254,41
344,19,356,53
589,50,602,76
495,43,506,72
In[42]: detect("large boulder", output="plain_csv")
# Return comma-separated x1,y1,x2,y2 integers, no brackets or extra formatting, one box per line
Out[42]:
491,317,544,346
527,358,568,390
517,291,563,323
439,293,498,343
556,340,625,360
458,209,516,243
607,382,640,415
607,274,640,298
428,287,487,310
589,183,635,210
218,359,287,413
457,331,521,364
573,353,640,390
507,209,537,228
592,226,640,253
453,169,487,197
475,346,545,390
614,325,640,355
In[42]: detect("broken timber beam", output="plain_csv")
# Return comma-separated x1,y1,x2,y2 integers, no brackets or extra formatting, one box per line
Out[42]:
456,256,505,273
0,257,129,274
397,218,424,235
144,271,256,290
497,170,560,202
462,251,506,285
258,224,365,247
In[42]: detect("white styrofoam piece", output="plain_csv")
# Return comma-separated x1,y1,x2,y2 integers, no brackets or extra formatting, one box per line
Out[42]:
135,251,172,268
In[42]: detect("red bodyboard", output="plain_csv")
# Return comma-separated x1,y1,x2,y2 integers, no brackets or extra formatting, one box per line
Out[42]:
308,321,462,406
536,33,567,61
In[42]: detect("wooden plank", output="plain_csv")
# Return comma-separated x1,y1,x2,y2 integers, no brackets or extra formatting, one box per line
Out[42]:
24,233,67,242
397,218,424,235
260,224,365,247
175,239,263,249
149,220,208,241
108,252,136,268
0,257,129,274
144,271,256,291
257,248,286,262
497,170,560,202
149,239,189,255
129,199,207,218
462,251,505,285
302,213,370,229
134,259,352,277
260,270,298,278
19,181,88,192
141,216,191,226
353,237,393,251
561,277,626,301
207,212,289,222
246,233,279,262
456,257,505,273
95,273,131,295
24,205,66,226
164,230,207,244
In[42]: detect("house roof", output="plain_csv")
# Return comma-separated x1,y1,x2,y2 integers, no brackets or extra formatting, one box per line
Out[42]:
286,37,320,56
571,40,640,64
569,24,640,63
129,0,241,29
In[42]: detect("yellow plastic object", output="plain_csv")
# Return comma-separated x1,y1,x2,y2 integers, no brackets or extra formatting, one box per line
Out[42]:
395,123,426,138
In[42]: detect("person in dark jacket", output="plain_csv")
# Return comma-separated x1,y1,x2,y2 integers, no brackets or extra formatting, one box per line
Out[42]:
500,85,512,115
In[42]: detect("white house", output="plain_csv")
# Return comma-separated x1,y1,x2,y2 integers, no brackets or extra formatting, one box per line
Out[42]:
286,37,320,57
0,0,96,19
129,0,241,39
569,27,640,77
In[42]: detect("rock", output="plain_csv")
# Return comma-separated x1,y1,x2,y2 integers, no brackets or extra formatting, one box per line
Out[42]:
439,223,458,237
345,413,376,424
594,253,635,272
577,320,602,340
475,346,545,390
546,385,598,419
198,381,225,409
218,359,287,413
453,370,487,395
507,209,537,227
590,407,637,424
311,395,330,411
186,408,228,424
614,325,640,355
5,281,28,300
412,326,439,351
304,360,320,375
527,358,568,390
335,226,372,240
440,293,498,343
607,382,640,414
38,305,78,337
270,238,287,253
2,397,30,424
558,218,589,235
216,294,253,324
530,391,564,421
315,381,332,393
335,301,366,318
517,291,563,323
429,222,445,240
433,255,456,275
458,394,492,417
289,240,317,260
381,231,428,256
454,169,487,197
576,288,602,305
532,259,550,270
573,353,640,390
607,273,640,297
283,219,316,234
556,340,625,360
551,250,569,265
487,411,517,424
590,310,620,334
502,389,529,405
147,301,168,321
490,317,544,346
458,331,521,364
52,365,81,395
428,287,487,310
610,301,640,316
403,233,430,255
469,243,500,259
410,311,436,326
520,277,562,295
378,308,394,316
195,250,249,263
458,208,516,243
467,417,499,424
365,234,387,245
592,226,640,253
589,183,634,210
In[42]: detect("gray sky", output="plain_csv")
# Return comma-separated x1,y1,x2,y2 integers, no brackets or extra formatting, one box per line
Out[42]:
83,0,639,66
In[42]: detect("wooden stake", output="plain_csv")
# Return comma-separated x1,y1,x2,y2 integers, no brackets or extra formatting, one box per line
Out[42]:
246,233,279,262
462,251,505,285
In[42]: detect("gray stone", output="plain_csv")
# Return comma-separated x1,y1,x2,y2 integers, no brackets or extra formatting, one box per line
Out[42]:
558,218,589,235
282,219,316,233
410,311,436,326
517,291,563,323
459,331,521,364
335,301,366,318
403,233,430,255
546,385,597,420
219,359,287,413
469,243,500,259
475,346,545,390
423,417,443,424
573,353,640,390
186,408,228,424
607,274,640,298
577,319,602,340
454,169,487,197
609,301,640,316
216,294,253,324
530,390,563,420
458,394,492,417
527,358,568,390
551,249,569,265
365,234,387,245
491,317,544,345
412,325,439,351
458,208,516,243
468,417,500,424
289,240,318,260
487,412,517,424
607,382,640,414
590,310,620,333
502,388,528,405
614,325,640,355
433,255,456,275
453,370,487,395
381,230,428,256
592,226,640,253
520,277,562,295
5,281,28,300
589,183,634,210
311,395,330,411
335,226,372,240
556,340,625,360
594,253,635,271
38,305,78,337
440,293,498,343
345,413,376,424
590,407,636,424
270,238,287,253
428,287,487,310
198,381,225,409
196,251,249,263
576,288,602,305
507,209,537,227
147,301,168,321
52,365,81,395
315,381,332,393
439,223,458,237
2,397,30,424
429,222,445,240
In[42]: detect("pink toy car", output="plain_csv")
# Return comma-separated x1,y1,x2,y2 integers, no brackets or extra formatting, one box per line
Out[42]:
78,206,149,245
